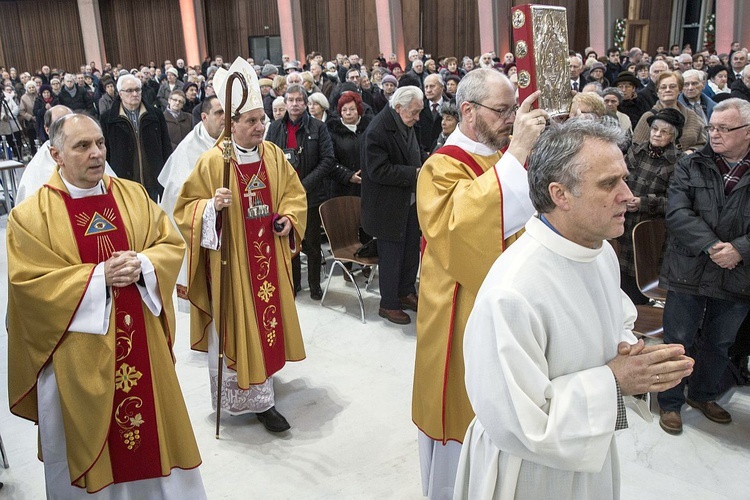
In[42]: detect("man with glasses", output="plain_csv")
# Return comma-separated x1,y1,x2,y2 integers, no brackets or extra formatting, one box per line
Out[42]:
658,98,750,435
100,74,172,201
413,68,548,499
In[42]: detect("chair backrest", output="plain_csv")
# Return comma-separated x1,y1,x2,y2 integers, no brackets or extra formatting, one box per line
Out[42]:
319,196,364,259
632,218,668,301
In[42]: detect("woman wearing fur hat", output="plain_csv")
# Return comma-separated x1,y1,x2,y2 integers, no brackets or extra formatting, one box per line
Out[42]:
617,107,684,303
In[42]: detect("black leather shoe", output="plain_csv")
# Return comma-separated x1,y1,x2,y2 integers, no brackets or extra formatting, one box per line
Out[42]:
256,406,291,432
310,286,323,300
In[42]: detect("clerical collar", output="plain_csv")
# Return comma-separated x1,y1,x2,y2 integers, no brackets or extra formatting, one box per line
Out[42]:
58,170,105,198
235,144,255,154
233,143,260,162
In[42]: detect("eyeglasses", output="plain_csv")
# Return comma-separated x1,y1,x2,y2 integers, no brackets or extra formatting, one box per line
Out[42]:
657,84,679,91
704,124,750,134
121,88,142,94
470,101,518,119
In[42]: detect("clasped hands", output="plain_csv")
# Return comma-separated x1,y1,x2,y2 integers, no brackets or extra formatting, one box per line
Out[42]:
608,339,694,396
104,251,141,288
709,241,742,269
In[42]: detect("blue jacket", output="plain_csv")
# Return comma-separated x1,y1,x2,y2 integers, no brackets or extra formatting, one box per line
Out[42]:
678,92,716,122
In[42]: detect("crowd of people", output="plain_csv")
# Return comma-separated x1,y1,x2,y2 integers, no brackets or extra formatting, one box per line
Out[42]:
3,38,750,499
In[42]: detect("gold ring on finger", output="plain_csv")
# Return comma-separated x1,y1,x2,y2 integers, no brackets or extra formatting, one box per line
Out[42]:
656,374,660,383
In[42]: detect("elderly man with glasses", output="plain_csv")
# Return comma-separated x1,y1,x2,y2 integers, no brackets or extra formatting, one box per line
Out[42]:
100,74,172,201
658,98,750,435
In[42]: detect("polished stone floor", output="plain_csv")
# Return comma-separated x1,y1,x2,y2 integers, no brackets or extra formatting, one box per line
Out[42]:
0,215,748,499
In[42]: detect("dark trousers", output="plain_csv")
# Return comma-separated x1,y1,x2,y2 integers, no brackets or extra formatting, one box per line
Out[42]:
376,205,420,310
658,290,750,411
292,206,322,290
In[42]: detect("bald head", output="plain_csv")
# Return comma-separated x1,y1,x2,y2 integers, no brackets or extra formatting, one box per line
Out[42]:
44,105,73,134
49,114,106,189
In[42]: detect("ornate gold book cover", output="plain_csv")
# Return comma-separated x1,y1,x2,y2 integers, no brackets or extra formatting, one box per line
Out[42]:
512,4,571,116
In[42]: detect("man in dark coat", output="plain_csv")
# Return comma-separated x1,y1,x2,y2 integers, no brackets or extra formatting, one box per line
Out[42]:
637,60,670,108
266,84,336,300
361,86,427,324
100,74,172,201
729,66,750,103
658,98,750,435
416,74,449,153
57,73,95,115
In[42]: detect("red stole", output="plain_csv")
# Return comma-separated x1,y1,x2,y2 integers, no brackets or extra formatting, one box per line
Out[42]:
61,188,162,484
233,159,287,377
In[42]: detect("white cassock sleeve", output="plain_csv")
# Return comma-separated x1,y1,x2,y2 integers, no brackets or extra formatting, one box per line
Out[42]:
464,287,618,474
135,253,162,316
69,255,163,334
201,201,220,250
494,153,535,238
68,263,111,335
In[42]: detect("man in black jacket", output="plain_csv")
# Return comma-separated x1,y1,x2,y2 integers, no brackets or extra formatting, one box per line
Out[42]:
416,74,449,153
637,60,669,108
100,74,172,201
57,73,95,115
658,98,750,435
266,84,336,300
361,86,426,324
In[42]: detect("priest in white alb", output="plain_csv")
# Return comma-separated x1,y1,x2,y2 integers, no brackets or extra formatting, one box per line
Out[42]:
158,95,224,312
454,119,694,500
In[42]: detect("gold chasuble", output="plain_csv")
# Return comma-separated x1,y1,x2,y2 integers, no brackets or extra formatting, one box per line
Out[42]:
174,141,307,388
414,147,522,444
7,173,201,493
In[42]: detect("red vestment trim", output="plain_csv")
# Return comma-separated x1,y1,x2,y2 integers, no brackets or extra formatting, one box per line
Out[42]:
62,189,163,484
428,146,506,443
234,159,287,377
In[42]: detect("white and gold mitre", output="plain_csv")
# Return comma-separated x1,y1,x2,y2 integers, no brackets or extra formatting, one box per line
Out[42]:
213,56,263,116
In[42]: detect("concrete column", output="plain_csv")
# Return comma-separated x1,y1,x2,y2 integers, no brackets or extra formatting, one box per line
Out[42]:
76,0,107,70
477,0,510,57
375,0,406,68
278,0,305,62
588,1,607,54
179,0,208,66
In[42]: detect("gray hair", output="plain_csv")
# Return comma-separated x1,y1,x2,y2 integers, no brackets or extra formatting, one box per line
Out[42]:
424,73,444,87
272,96,286,108
49,113,101,150
681,69,704,82
284,84,308,104
116,74,141,92
602,87,623,104
308,92,330,110
390,86,424,109
528,118,626,213
713,98,750,124
455,68,511,120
